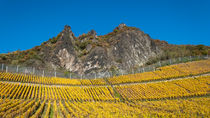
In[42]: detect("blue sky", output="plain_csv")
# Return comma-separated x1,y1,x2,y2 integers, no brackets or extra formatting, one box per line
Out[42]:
0,0,210,53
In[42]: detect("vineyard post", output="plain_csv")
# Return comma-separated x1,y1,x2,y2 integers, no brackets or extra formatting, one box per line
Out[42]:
16,65,19,72
159,61,161,67
170,59,172,64
24,69,26,75
69,72,71,79
121,70,123,76
142,68,145,72
69,68,72,79
94,72,96,79
6,66,8,73
42,70,44,77
106,71,108,77
190,56,192,61
54,68,56,77
33,67,35,74
179,57,181,62
70,72,72,79
1,63,4,71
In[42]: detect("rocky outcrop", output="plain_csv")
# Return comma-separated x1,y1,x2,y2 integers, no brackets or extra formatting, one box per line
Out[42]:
81,24,160,73
41,24,160,74
42,25,81,72
0,24,161,74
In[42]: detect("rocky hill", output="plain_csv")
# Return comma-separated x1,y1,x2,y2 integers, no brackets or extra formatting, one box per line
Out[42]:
0,24,209,74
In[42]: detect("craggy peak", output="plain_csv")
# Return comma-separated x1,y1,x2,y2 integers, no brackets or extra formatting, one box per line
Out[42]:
63,25,71,32
0,24,209,75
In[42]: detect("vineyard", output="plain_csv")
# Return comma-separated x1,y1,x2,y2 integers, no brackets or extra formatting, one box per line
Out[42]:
108,59,210,84
0,59,209,117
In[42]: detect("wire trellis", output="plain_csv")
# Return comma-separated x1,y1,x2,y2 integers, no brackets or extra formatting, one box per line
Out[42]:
0,55,208,79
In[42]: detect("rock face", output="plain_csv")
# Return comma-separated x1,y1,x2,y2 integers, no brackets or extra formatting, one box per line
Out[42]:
42,25,81,72
81,24,159,74
1,24,160,74
40,24,160,74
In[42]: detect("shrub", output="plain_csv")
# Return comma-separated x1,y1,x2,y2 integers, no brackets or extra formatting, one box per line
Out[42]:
11,60,19,65
1,55,7,60
116,59,122,63
75,40,92,50
79,49,88,57
50,37,57,44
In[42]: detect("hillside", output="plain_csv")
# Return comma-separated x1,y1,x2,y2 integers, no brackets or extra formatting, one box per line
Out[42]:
0,59,209,117
0,24,209,74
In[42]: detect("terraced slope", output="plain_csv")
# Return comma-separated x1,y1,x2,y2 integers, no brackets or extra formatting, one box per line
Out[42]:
0,59,209,117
